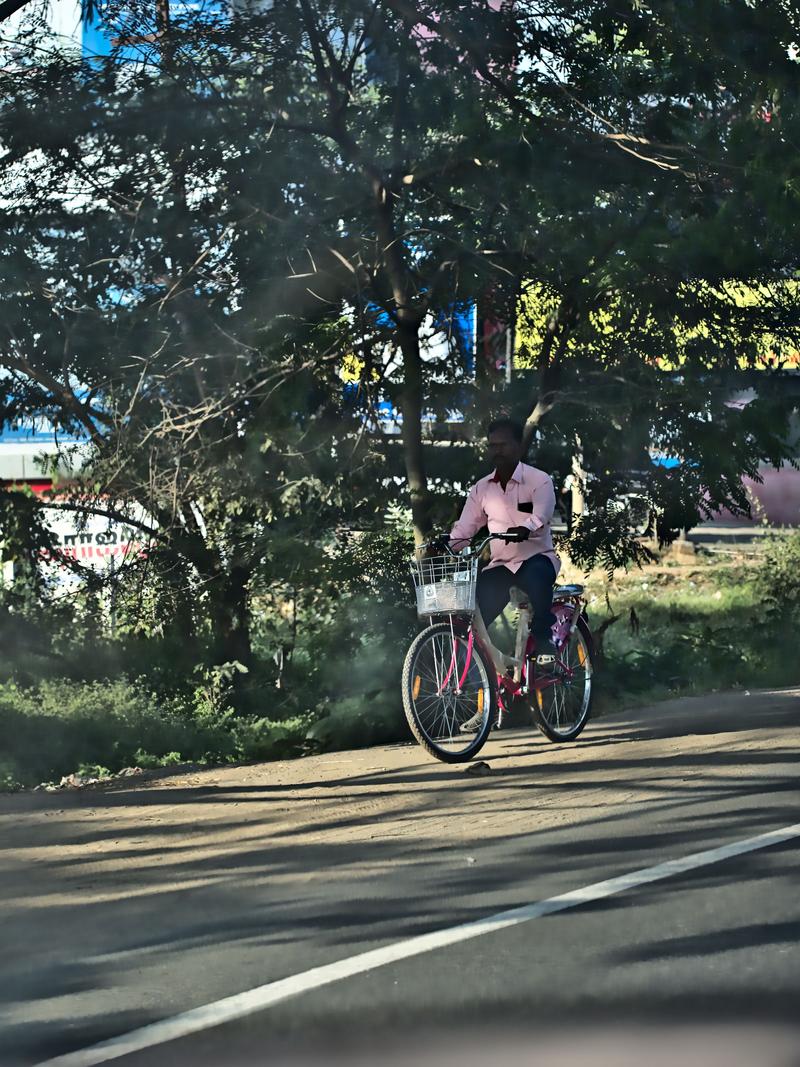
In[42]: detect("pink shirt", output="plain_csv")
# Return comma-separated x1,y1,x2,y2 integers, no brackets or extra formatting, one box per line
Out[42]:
450,462,561,575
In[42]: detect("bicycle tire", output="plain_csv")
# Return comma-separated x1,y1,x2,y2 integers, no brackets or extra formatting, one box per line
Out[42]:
402,621,497,763
533,615,594,743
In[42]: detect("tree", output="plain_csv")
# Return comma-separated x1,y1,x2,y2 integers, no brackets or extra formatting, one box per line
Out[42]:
2,0,800,672
0,0,541,674
0,20,374,666
404,0,800,555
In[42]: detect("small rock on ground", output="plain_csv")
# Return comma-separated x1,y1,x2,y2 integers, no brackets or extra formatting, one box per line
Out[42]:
465,761,492,776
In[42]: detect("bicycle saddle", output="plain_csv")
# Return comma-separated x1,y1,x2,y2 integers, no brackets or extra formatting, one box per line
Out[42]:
553,584,584,597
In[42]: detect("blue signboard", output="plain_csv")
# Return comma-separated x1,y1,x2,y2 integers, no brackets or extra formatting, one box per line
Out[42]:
0,402,90,446
82,0,227,61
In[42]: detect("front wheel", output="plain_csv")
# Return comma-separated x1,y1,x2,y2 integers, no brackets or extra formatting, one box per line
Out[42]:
402,621,497,763
533,615,594,742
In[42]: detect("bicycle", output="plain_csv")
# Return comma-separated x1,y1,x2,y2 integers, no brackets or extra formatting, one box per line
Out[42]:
401,533,595,763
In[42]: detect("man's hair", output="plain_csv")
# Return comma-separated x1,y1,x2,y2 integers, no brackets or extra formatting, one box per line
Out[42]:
487,417,524,443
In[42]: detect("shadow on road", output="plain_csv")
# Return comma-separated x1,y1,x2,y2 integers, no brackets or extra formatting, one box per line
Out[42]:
1,687,798,1064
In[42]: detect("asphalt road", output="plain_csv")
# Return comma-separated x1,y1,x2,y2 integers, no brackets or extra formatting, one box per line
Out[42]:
1,687,798,1067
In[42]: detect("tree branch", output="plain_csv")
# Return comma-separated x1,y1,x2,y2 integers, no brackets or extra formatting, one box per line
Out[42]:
2,352,111,445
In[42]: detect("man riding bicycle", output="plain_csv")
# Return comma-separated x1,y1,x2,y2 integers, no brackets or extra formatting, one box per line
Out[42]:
441,417,561,669
405,421,590,754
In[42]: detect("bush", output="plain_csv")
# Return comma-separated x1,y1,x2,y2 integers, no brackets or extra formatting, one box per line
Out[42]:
232,715,313,761
0,667,402,789
759,531,800,620
0,578,417,789
0,679,236,787
0,521,420,789
276,595,414,751
0,594,206,701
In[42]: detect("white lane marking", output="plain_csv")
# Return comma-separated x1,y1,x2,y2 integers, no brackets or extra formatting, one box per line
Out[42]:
37,822,800,1067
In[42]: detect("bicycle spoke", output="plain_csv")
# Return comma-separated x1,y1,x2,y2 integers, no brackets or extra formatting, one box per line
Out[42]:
537,625,592,737
408,627,490,753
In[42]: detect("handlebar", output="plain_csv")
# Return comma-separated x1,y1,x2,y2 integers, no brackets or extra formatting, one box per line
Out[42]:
424,531,526,558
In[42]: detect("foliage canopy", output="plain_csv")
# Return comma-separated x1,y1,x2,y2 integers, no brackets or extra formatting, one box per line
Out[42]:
0,0,799,699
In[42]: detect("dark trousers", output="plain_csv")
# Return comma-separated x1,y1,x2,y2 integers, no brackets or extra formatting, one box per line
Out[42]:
476,555,557,639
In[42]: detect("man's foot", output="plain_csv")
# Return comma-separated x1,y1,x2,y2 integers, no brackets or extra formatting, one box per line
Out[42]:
459,710,485,733
534,637,558,669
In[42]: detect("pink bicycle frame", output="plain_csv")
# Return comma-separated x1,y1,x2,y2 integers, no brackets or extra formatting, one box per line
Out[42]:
436,596,584,714
438,627,474,693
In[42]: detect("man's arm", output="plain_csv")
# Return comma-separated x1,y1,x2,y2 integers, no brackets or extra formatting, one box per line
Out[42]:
521,476,556,534
449,485,486,549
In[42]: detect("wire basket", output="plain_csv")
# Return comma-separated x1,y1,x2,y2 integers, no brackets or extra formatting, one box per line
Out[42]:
410,555,479,616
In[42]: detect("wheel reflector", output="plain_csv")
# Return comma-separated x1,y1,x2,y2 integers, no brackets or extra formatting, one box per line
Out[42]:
535,689,543,710
577,643,586,666
477,688,484,713
412,675,421,700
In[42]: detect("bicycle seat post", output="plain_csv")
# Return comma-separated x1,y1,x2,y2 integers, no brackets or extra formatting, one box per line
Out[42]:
509,586,530,684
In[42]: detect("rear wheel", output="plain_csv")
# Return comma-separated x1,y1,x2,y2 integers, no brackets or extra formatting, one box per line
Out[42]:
402,621,497,763
533,615,593,742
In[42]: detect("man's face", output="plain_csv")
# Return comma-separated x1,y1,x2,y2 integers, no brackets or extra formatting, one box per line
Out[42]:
488,428,522,472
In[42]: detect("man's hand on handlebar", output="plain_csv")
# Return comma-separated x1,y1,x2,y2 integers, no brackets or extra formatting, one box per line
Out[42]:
503,526,530,542
422,529,528,557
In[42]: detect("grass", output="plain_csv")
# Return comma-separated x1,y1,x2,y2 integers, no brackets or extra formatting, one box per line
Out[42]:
578,548,799,709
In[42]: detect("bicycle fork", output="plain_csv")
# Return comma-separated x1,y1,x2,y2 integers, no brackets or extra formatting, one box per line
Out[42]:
438,619,474,696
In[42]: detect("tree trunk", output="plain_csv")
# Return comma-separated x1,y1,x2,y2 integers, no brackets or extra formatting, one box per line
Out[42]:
521,292,577,454
397,320,431,545
209,564,253,669
570,439,586,529
372,175,431,544
522,358,562,456
153,506,253,672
